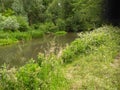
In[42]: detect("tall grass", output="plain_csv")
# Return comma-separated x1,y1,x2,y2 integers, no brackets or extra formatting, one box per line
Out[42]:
62,26,120,63
0,54,69,90
63,26,120,89
0,30,45,45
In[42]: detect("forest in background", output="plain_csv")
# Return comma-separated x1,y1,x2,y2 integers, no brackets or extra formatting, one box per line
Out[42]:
0,0,104,32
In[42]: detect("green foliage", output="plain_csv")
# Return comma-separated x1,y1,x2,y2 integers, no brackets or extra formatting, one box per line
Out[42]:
39,22,58,33
63,26,120,90
0,0,105,32
0,39,18,46
72,0,103,31
0,14,19,31
2,16,19,31
0,54,69,90
16,60,41,90
0,26,120,89
62,26,120,63
16,16,29,31
0,29,48,45
11,32,31,41
2,9,15,17
56,19,66,31
0,64,17,90
12,0,25,15
54,31,67,36
30,30,44,38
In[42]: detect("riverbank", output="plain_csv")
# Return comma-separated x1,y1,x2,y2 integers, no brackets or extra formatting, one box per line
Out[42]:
0,30,67,46
63,26,120,89
0,30,45,46
0,26,120,89
0,32,77,67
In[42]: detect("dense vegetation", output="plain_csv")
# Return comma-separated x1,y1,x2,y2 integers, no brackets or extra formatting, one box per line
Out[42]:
0,0,120,90
0,0,104,45
0,0,103,32
0,26,120,89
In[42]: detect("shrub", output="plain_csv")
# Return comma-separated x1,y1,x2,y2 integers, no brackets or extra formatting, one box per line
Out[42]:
2,9,15,17
56,19,66,31
16,60,41,90
2,16,19,31
0,54,69,90
30,30,44,38
39,22,59,33
62,26,110,63
0,14,6,30
16,16,29,32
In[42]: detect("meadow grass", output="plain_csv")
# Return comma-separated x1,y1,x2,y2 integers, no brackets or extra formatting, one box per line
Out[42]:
63,26,120,89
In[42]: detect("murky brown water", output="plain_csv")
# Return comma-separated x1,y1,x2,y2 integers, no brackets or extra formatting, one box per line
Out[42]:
0,33,77,68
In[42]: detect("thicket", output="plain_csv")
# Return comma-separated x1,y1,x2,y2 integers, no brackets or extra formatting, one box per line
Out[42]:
0,54,69,90
0,0,104,32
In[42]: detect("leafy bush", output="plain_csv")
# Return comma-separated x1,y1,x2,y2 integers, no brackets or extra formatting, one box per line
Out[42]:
62,26,114,63
2,9,15,17
30,30,44,38
16,61,41,90
12,32,31,41
0,14,6,30
0,14,29,32
39,22,58,33
56,19,66,31
0,54,69,90
16,16,29,32
2,16,19,31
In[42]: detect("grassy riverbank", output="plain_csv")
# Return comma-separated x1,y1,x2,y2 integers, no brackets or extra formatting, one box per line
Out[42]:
0,30,67,46
0,30,45,46
0,26,120,90
63,26,120,89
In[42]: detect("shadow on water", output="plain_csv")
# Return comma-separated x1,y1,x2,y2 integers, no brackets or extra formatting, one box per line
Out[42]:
0,33,78,68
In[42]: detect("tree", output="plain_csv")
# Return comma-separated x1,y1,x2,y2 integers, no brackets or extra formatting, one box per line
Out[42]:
22,0,45,25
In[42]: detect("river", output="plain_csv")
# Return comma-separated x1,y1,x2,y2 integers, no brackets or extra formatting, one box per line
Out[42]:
0,33,77,68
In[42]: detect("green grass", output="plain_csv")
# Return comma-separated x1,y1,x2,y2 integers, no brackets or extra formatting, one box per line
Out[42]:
63,26,120,89
0,38,18,46
54,31,67,36
0,30,45,45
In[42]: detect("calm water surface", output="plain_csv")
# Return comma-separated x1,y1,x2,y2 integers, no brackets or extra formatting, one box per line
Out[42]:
0,33,77,68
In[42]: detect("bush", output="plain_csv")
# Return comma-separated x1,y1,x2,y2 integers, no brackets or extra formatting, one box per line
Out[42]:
16,16,29,32
56,19,66,31
0,14,6,30
2,16,19,31
2,9,15,17
62,26,111,63
0,54,69,90
39,22,59,33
